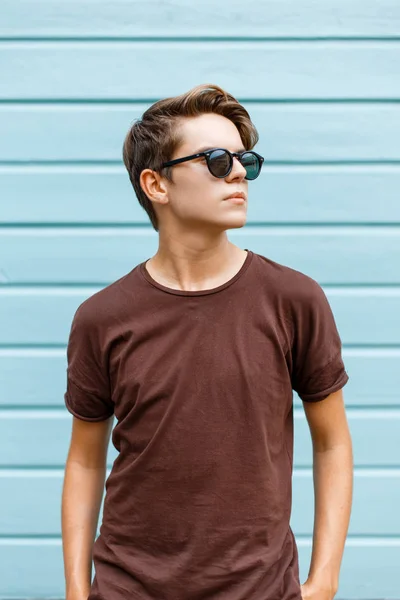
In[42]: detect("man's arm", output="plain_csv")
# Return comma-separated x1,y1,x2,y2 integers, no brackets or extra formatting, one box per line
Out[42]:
61,415,114,600
300,388,353,600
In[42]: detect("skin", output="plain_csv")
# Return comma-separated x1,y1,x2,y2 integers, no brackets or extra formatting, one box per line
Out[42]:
300,389,353,600
62,415,114,600
62,112,353,600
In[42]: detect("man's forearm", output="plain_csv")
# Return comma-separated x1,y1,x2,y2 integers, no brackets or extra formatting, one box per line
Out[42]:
62,459,106,600
306,440,353,592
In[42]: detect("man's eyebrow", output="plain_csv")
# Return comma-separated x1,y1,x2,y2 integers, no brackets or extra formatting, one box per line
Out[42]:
194,145,247,154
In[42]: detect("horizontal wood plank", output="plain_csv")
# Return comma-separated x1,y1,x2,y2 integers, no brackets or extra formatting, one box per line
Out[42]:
0,537,397,599
1,103,400,164
1,409,398,468
0,287,399,345
1,227,399,284
1,348,397,408
2,42,400,100
1,0,400,39
2,166,400,224
0,470,398,536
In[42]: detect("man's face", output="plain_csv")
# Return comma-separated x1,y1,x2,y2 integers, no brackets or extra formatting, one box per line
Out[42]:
160,113,249,232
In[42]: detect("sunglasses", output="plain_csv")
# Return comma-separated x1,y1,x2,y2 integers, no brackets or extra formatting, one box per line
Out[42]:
160,147,264,180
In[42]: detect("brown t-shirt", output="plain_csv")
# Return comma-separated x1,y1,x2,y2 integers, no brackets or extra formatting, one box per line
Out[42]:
64,249,349,600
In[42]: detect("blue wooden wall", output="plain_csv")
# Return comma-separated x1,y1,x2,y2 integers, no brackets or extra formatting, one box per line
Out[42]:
1,1,400,598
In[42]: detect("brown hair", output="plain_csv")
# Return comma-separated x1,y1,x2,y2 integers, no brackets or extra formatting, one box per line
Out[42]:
122,83,259,231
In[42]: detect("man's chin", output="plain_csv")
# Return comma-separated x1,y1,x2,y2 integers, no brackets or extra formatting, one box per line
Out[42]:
223,216,247,230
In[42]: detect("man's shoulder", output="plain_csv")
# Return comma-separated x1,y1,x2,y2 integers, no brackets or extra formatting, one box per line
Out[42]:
72,266,138,330
252,251,322,302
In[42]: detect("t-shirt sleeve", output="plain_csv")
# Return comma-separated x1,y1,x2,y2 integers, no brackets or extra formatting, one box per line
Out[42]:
64,302,114,421
290,277,349,402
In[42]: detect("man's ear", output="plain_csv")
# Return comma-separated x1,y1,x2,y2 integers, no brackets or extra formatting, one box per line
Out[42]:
140,169,169,206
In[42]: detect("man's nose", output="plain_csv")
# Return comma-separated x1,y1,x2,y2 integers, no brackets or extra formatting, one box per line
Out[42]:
230,157,247,178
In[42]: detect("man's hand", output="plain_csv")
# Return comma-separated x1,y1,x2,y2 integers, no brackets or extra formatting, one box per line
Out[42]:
301,578,337,600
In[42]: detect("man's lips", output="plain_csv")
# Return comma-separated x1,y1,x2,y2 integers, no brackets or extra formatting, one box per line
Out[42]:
224,192,247,201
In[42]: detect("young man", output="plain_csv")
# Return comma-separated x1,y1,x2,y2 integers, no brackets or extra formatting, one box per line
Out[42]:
62,83,353,600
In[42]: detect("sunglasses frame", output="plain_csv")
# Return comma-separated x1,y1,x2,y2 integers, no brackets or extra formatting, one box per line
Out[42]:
160,147,265,180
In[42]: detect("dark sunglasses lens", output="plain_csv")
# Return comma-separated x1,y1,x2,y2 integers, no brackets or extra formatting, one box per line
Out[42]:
241,152,261,180
208,149,232,177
